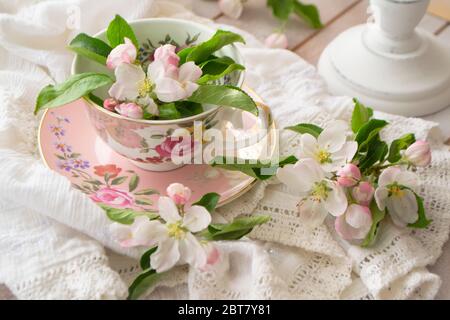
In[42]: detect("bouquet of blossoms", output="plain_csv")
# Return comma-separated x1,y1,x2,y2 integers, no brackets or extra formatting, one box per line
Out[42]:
106,183,269,299
212,100,432,246
34,15,257,118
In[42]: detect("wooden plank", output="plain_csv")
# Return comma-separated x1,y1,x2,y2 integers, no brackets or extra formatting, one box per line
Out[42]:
419,14,448,33
192,0,222,19
295,0,369,65
437,23,450,40
216,0,360,50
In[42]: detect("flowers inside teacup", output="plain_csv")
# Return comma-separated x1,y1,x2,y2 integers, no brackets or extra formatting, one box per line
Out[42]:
35,16,258,172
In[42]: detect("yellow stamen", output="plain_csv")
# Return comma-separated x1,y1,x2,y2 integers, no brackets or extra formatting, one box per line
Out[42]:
311,181,330,201
316,149,332,164
167,222,186,240
389,185,404,197
138,78,153,97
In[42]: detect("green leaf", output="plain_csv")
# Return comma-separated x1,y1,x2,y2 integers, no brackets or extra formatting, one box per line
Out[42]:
362,201,386,247
68,33,112,65
176,101,204,118
188,85,258,116
127,269,160,300
408,191,432,229
139,247,158,270
107,14,139,48
158,103,181,120
355,119,388,145
201,215,271,240
293,1,323,29
111,176,127,185
129,174,140,192
198,57,245,84
267,0,295,21
285,123,323,138
359,140,388,171
88,93,104,106
210,155,298,180
193,193,220,213
100,205,157,225
177,47,195,64
185,30,245,64
351,98,374,133
134,188,159,196
136,199,153,206
387,133,416,163
34,73,113,114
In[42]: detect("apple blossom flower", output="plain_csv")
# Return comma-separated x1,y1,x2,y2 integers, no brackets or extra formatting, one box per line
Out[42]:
352,181,375,206
103,98,118,112
404,140,431,167
148,60,202,102
108,60,202,104
375,167,420,227
153,44,180,69
219,0,244,19
296,121,357,172
106,37,137,70
264,32,289,49
167,182,192,205
337,164,361,187
335,204,372,240
277,158,348,227
115,102,143,119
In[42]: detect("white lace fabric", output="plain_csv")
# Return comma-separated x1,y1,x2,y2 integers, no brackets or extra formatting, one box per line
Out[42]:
0,0,449,300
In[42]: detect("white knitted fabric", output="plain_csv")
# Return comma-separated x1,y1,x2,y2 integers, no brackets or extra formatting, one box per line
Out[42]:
1,0,449,300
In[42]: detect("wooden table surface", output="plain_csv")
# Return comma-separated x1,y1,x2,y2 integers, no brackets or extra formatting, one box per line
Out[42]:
1,0,449,300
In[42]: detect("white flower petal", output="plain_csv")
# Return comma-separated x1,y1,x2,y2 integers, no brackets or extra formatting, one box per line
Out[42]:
109,223,132,242
331,141,358,168
276,159,323,194
183,81,199,98
133,218,168,247
396,171,419,189
150,237,180,273
108,64,145,101
389,189,418,226
378,167,402,188
297,134,318,160
375,187,388,210
158,196,181,223
179,61,202,83
318,124,347,153
298,198,329,228
154,77,186,102
182,205,212,232
346,204,372,229
178,233,207,269
147,60,167,81
323,182,348,216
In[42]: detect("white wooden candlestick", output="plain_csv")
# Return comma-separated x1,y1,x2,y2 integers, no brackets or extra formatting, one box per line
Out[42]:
318,0,450,116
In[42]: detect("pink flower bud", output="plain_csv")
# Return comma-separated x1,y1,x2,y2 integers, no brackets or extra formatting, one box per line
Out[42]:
264,32,288,49
106,37,137,70
103,98,118,112
219,0,244,19
337,164,361,187
404,140,431,167
154,44,180,68
166,183,192,205
352,182,375,206
115,102,143,119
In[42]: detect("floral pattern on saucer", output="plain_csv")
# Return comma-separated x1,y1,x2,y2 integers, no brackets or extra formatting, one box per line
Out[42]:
49,112,159,211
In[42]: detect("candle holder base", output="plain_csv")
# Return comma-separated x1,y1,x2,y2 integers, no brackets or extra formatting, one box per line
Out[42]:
318,24,450,117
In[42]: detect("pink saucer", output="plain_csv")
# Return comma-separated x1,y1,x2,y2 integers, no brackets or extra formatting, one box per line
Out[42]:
38,98,273,209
